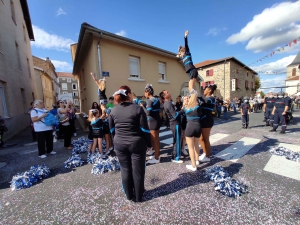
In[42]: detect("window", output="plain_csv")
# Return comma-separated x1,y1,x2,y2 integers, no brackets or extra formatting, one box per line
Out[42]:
10,0,16,25
0,82,9,117
245,80,249,89
251,82,254,89
21,88,26,113
73,91,78,97
15,42,21,70
74,99,79,105
206,69,213,76
72,83,77,90
27,58,31,78
247,72,248,77
206,70,209,76
129,56,140,78
23,25,27,43
236,79,239,88
62,83,67,90
292,68,296,76
62,78,66,80
63,91,68,95
67,78,71,82
158,62,166,80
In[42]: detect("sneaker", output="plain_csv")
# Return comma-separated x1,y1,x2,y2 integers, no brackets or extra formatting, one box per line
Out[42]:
109,147,114,151
171,159,183,163
147,157,160,164
39,155,47,159
269,129,276,132
199,156,211,163
199,153,206,161
182,149,188,156
106,149,111,155
184,145,188,150
279,130,285,134
49,151,56,155
196,160,199,166
74,133,77,137
146,149,154,156
186,165,197,171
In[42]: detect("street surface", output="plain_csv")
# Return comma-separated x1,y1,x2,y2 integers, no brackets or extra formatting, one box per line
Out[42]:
0,110,300,224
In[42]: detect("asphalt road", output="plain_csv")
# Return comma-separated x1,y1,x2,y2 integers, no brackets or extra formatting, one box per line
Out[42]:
0,109,299,224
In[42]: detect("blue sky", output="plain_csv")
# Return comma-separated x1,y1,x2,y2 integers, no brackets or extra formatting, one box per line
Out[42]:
27,0,300,93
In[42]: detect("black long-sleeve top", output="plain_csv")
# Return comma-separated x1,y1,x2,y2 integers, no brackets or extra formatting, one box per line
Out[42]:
198,96,216,115
163,100,184,125
145,97,160,117
108,102,152,148
182,36,195,73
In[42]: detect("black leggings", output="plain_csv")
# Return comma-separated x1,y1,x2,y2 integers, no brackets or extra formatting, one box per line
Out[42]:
61,125,72,147
36,130,53,156
114,138,146,202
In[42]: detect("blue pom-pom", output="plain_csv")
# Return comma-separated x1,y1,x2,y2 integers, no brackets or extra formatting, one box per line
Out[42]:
204,166,248,198
270,146,300,162
64,154,84,168
10,165,50,191
91,156,120,175
71,137,89,154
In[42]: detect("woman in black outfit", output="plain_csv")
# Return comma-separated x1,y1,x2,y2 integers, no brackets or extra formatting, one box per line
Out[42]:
109,85,152,202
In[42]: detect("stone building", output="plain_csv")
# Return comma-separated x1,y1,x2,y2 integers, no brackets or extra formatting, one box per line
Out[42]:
32,56,60,109
0,0,37,140
195,57,257,100
56,72,80,108
71,23,197,113
285,51,300,95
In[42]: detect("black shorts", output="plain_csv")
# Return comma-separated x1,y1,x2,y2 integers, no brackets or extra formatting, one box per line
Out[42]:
200,114,214,128
185,121,201,138
92,129,103,138
188,68,198,80
103,123,110,134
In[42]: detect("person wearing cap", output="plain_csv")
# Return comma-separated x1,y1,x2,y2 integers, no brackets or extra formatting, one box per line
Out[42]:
270,92,289,134
109,85,152,202
240,96,251,129
263,92,276,126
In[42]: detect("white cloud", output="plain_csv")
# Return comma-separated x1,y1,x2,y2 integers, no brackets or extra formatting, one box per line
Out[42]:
258,76,287,93
56,7,66,16
251,55,296,74
206,27,227,36
51,60,73,72
226,1,300,52
115,30,127,37
31,25,75,52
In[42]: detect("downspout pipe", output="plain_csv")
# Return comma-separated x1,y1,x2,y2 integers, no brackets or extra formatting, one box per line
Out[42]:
97,32,103,80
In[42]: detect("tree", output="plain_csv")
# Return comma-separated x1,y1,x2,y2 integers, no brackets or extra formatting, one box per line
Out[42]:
260,91,265,98
255,76,261,91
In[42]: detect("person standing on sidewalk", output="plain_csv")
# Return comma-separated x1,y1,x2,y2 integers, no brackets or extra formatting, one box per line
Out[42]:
57,100,73,150
31,100,56,158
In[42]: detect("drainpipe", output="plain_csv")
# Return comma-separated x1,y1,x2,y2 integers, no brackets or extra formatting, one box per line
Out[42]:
97,32,103,80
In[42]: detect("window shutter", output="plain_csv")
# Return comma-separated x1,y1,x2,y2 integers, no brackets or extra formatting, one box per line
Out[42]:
210,81,214,84
206,70,209,76
158,63,165,74
209,69,214,76
129,57,140,76
201,82,206,88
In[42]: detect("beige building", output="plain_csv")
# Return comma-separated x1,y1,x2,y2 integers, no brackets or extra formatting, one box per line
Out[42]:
71,23,198,113
33,56,59,108
56,72,80,108
0,0,37,139
285,51,300,95
195,57,257,100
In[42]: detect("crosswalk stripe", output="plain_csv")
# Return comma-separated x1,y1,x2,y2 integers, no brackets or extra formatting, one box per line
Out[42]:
159,130,172,137
161,138,173,145
264,143,300,181
215,137,261,162
210,133,229,144
160,126,166,130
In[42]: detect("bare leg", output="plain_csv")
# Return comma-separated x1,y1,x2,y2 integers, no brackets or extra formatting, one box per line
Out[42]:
188,78,197,93
92,138,97,153
181,130,186,150
199,128,211,157
98,138,103,154
150,130,160,160
194,137,200,161
105,134,110,150
186,137,196,168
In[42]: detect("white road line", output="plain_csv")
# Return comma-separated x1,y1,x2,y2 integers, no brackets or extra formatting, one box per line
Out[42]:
161,138,173,145
264,143,300,181
21,149,37,154
210,133,229,144
160,126,166,130
215,137,261,162
159,130,172,137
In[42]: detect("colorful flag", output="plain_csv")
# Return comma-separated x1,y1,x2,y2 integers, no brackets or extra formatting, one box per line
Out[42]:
293,39,297,44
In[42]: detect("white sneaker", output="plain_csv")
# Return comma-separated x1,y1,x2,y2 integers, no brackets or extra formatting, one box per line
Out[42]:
146,149,154,156
147,157,160,164
39,155,47,158
171,159,183,163
184,145,188,150
199,156,211,163
186,165,197,171
199,153,206,161
53,137,57,142
109,147,114,151
182,149,188,156
196,160,199,165
49,151,56,155
74,133,77,137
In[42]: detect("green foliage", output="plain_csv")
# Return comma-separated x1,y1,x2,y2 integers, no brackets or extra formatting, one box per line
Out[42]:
260,91,265,98
255,76,261,91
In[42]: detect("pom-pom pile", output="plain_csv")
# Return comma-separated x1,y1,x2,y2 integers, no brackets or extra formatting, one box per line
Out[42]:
91,156,120,175
63,154,84,168
269,146,300,162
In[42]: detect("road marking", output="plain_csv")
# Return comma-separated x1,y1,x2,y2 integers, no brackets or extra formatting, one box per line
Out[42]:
161,138,173,145
210,133,229,144
215,137,261,162
21,149,37,154
264,143,300,181
160,126,166,130
159,130,172,137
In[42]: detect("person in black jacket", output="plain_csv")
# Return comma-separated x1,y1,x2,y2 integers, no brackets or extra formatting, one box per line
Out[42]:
240,97,251,129
177,30,198,92
270,92,289,134
109,85,152,202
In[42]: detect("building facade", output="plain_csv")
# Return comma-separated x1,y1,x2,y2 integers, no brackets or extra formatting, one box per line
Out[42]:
32,56,59,108
0,0,37,139
285,51,300,95
56,72,80,108
71,23,197,113
195,57,257,100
